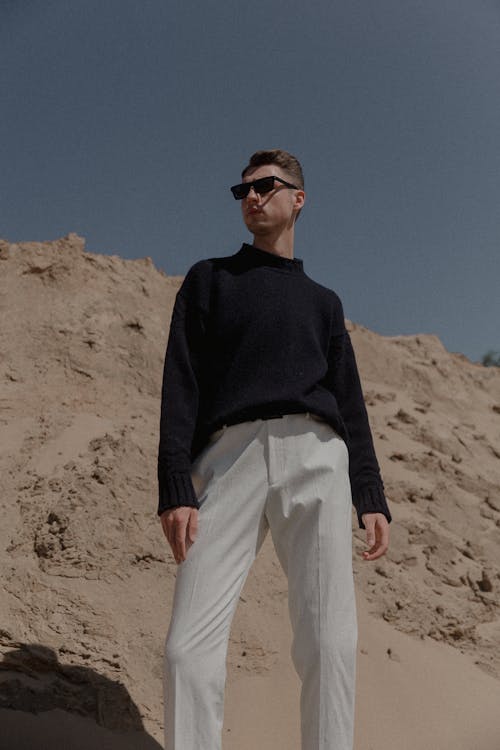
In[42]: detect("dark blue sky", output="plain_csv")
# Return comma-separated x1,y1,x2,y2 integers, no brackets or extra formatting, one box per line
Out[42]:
2,0,499,362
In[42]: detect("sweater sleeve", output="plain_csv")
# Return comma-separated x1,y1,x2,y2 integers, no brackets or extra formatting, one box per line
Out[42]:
157,265,208,515
325,300,392,529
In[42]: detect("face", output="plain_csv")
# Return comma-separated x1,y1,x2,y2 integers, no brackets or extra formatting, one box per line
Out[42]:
239,164,305,237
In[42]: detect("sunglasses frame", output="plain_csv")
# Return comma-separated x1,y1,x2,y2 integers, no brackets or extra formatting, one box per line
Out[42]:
230,175,299,200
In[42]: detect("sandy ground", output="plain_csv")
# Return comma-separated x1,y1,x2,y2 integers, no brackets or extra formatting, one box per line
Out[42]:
1,235,499,749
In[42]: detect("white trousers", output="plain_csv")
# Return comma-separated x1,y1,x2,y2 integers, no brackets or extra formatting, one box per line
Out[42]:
163,412,357,750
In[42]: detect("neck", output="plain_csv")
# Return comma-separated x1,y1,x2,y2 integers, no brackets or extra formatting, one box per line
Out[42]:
251,225,295,259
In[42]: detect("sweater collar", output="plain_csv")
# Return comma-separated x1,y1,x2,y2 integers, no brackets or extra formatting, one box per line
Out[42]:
238,242,304,273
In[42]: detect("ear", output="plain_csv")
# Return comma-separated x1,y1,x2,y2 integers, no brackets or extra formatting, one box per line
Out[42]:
293,189,305,211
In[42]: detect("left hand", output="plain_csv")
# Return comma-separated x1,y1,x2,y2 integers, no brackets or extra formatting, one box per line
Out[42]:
360,512,390,561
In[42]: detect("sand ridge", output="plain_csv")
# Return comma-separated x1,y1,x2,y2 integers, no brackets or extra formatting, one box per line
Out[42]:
1,234,499,748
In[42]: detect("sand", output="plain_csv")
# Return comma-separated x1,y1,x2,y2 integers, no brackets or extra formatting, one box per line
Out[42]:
1,234,499,749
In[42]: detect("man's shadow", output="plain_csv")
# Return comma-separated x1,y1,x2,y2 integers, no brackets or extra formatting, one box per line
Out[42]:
0,643,163,750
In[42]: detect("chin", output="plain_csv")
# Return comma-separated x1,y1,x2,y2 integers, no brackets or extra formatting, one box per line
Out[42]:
244,220,264,233
246,214,267,227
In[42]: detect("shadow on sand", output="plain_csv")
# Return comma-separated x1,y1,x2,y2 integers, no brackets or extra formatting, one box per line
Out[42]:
0,643,163,750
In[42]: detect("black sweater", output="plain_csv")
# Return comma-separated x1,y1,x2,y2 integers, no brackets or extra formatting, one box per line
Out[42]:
157,242,392,529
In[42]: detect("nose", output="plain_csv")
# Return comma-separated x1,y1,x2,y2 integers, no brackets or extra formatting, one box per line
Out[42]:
246,184,260,202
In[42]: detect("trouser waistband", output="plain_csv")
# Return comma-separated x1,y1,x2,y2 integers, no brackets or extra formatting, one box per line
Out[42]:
210,411,327,441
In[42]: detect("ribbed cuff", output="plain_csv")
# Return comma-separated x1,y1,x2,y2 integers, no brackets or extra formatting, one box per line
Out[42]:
157,470,199,515
353,484,392,529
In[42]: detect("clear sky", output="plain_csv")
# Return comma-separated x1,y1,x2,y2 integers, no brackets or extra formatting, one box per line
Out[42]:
2,0,499,363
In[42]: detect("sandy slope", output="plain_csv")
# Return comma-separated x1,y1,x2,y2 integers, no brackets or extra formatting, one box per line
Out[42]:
0,235,499,749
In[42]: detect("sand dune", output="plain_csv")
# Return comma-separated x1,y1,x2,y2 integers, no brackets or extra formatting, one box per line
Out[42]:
1,235,499,749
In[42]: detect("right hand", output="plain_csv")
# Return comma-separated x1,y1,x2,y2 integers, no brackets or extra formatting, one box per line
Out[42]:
160,506,199,564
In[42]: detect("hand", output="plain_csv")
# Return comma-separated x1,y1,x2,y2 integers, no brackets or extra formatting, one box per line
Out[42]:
160,506,198,564
360,512,389,561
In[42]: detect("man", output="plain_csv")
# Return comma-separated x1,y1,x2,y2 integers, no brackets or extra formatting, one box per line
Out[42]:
157,149,391,750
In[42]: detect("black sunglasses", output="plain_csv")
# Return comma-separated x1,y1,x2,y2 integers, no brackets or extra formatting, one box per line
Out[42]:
230,175,299,200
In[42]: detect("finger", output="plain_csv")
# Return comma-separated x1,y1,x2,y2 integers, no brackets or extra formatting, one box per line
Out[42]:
364,517,376,551
363,544,384,561
175,518,188,562
168,518,177,548
380,522,390,553
160,511,180,561
187,509,198,544
160,513,172,543
169,516,180,562
365,542,389,560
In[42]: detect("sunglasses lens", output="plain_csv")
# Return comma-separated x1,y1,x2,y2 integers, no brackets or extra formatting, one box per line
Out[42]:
254,177,275,194
231,183,249,200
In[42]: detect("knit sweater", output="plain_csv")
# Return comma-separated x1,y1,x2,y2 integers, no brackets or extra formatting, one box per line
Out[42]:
157,242,392,529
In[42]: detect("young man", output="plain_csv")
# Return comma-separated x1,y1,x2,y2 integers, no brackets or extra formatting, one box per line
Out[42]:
157,149,391,750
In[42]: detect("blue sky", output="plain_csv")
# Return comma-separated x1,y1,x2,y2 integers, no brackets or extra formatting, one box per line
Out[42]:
2,0,499,362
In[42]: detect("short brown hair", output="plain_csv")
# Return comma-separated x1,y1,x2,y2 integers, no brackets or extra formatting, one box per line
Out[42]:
241,148,304,189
